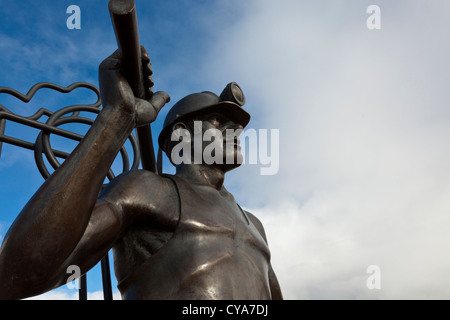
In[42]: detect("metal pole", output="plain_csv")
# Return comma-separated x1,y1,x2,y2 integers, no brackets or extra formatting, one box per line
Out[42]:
109,0,157,172
100,255,113,300
79,274,87,300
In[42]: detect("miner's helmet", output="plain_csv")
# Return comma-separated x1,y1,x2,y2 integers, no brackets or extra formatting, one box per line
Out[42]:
158,82,250,152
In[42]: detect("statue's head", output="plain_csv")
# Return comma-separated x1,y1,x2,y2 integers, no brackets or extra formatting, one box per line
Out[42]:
158,82,250,172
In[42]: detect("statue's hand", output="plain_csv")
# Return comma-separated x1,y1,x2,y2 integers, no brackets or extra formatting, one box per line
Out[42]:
98,47,170,127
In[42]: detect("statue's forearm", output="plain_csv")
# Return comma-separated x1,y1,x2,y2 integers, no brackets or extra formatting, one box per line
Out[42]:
0,104,134,298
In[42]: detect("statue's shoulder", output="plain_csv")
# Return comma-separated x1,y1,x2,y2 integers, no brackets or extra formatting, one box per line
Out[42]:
100,170,180,226
103,169,165,190
100,170,176,206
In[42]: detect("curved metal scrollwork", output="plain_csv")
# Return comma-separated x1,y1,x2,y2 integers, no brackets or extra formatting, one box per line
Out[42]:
0,82,140,181
0,81,142,300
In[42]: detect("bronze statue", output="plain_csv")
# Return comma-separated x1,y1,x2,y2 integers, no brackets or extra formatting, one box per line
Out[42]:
0,0,282,300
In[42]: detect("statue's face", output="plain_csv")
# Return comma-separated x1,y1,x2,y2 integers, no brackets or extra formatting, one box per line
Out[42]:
166,112,245,171
199,113,244,171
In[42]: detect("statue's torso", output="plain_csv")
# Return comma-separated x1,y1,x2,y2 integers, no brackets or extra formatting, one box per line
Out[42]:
113,175,272,299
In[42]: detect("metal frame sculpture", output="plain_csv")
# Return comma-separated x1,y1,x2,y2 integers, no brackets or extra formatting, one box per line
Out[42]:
0,0,283,301
0,0,149,299
0,82,140,300
0,0,149,300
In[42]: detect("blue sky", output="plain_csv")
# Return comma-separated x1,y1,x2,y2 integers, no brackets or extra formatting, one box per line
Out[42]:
0,0,241,298
0,0,256,299
2,0,450,300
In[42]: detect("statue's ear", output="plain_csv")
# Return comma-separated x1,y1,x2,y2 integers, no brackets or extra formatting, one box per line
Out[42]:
163,122,190,153
172,122,188,131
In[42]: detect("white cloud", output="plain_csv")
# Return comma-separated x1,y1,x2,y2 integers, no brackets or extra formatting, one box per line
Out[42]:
205,0,450,299
25,289,122,300
4,0,450,301
0,26,113,89
25,290,79,300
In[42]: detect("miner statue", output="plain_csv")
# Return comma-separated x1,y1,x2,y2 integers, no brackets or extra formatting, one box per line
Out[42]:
0,0,282,300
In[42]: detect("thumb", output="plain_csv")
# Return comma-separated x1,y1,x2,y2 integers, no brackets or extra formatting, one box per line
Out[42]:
150,91,171,112
134,91,171,126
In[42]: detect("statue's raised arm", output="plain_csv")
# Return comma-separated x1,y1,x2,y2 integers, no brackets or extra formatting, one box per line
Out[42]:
0,0,282,300
0,45,169,299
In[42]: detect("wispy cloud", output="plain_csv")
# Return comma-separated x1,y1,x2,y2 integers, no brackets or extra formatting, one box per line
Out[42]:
2,0,450,300
0,147,34,170
25,289,122,300
206,0,450,299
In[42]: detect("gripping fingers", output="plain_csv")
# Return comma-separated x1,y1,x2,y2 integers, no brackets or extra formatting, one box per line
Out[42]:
140,46,154,98
145,74,154,98
140,46,150,65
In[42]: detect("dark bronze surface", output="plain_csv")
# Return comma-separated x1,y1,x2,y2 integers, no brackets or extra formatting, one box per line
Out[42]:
0,0,282,300
109,0,157,172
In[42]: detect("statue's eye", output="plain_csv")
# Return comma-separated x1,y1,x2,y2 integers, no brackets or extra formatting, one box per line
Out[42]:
208,115,224,126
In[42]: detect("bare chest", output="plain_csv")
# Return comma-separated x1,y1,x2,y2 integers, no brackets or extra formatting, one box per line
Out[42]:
113,184,270,283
